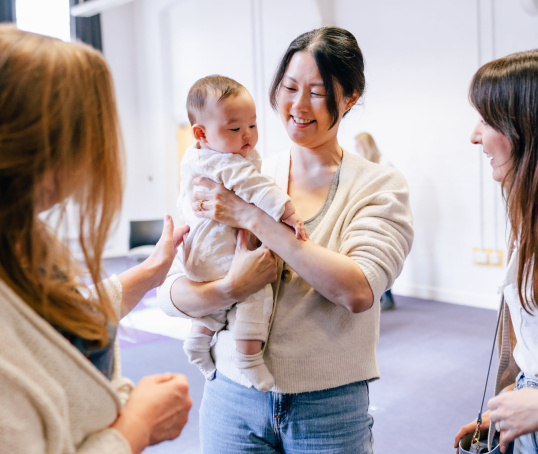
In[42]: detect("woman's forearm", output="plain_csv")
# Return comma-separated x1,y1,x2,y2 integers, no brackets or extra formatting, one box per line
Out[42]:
247,209,374,313
169,276,237,318
168,229,278,317
117,217,189,318
117,262,158,318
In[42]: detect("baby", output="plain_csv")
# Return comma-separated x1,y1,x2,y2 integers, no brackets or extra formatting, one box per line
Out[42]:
177,75,307,391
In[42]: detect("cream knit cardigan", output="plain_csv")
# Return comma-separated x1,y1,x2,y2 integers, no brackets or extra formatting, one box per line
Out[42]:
159,149,414,393
0,276,132,453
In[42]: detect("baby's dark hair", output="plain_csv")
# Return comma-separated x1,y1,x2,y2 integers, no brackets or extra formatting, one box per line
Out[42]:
187,75,245,125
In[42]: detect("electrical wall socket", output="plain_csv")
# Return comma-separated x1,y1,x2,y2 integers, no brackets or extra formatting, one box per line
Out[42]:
489,251,502,266
473,248,504,267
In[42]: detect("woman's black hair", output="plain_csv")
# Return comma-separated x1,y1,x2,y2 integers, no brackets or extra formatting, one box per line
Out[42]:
269,26,365,129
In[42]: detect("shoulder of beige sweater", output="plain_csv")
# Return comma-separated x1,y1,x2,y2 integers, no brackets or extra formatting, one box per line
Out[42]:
345,151,409,190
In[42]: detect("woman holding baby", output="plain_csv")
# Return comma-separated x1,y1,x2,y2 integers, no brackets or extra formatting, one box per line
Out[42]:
159,26,414,453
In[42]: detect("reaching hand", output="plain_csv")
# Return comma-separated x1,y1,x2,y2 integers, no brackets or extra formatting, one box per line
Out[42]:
144,215,190,289
118,215,189,317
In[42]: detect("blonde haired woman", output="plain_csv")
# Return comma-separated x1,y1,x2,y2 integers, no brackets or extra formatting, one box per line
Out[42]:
0,25,191,453
355,132,381,164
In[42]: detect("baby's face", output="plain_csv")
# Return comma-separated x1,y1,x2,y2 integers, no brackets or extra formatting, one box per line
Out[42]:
202,90,258,157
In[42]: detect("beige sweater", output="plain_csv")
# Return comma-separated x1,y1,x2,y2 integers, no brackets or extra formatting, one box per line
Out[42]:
159,149,414,393
0,277,132,453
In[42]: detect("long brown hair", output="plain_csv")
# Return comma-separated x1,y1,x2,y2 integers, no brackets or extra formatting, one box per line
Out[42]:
470,49,538,313
0,25,124,344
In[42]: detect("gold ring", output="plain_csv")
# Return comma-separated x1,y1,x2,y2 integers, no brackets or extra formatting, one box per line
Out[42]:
198,200,204,211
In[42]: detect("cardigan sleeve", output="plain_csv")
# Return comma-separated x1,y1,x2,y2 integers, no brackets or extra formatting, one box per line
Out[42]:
340,166,414,303
77,428,132,453
88,275,123,316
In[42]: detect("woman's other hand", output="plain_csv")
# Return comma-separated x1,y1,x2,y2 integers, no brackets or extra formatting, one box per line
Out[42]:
489,387,538,448
112,372,192,454
453,412,490,451
119,215,190,317
222,229,278,303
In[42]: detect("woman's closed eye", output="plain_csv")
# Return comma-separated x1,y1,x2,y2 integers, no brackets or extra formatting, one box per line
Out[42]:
283,85,297,92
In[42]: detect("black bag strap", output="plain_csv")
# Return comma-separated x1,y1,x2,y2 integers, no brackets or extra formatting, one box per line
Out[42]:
472,296,505,446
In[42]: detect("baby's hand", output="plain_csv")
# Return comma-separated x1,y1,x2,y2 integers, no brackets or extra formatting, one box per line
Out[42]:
282,213,309,241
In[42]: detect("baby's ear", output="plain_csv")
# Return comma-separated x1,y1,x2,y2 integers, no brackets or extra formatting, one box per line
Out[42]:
192,124,206,142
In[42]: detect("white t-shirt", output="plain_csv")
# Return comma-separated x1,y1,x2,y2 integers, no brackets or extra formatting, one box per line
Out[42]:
501,249,538,377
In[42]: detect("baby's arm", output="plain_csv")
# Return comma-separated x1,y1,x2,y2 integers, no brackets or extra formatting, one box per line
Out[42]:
281,201,308,241
198,150,293,224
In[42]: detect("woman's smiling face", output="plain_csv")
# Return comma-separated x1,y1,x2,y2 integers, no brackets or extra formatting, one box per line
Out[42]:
470,116,512,182
277,51,352,150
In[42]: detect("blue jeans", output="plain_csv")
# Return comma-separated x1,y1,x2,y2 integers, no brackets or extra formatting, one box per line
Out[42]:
200,372,374,453
512,372,538,454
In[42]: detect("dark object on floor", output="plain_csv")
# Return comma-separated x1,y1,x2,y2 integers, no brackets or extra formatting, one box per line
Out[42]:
380,289,396,311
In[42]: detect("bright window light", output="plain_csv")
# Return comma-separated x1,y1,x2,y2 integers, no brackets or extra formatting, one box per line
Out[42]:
16,0,71,42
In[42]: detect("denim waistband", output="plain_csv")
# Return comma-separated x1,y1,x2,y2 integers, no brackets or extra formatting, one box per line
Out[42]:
515,371,538,389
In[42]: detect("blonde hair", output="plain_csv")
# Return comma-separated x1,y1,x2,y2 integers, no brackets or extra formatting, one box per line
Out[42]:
355,132,381,164
0,25,124,346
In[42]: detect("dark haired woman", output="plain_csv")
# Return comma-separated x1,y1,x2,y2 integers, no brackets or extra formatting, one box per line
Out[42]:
454,49,538,454
160,26,414,453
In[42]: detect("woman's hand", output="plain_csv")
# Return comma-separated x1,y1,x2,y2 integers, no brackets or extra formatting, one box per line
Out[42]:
142,215,190,289
191,176,256,230
489,387,538,449
119,215,189,317
454,412,490,451
111,372,192,454
222,229,278,303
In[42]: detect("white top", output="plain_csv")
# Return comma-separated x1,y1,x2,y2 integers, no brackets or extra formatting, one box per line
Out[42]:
500,248,538,377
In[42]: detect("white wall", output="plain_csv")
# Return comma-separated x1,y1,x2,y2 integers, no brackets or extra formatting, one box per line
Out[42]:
335,0,538,308
99,0,538,308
